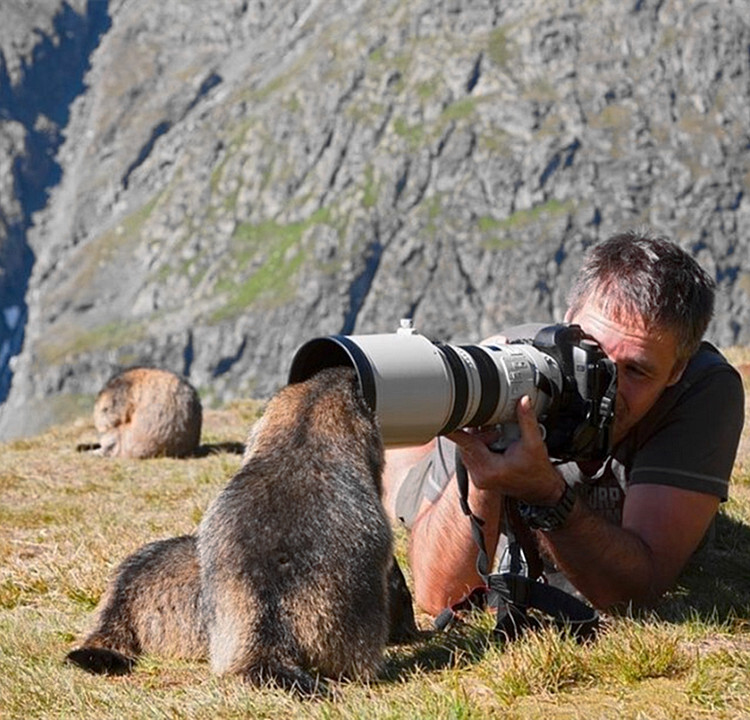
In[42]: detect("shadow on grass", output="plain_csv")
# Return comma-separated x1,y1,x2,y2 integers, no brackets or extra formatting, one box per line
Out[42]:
193,442,245,457
654,512,750,623
75,441,246,457
381,621,495,681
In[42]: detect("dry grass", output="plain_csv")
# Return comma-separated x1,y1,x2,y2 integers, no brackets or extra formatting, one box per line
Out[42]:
0,366,749,719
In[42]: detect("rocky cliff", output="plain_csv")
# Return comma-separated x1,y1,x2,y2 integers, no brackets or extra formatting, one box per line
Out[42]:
0,0,748,438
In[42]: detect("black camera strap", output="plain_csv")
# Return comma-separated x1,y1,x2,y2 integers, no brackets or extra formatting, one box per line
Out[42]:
435,450,599,642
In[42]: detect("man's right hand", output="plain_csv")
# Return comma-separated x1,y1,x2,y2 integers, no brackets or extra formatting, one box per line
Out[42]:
447,395,566,506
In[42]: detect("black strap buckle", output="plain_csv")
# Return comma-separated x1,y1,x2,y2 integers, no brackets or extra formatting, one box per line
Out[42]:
434,585,490,631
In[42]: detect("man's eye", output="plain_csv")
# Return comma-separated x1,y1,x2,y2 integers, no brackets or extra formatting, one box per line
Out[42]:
624,365,648,379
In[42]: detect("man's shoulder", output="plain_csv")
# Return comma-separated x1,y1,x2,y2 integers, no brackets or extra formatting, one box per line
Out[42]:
651,341,742,418
681,341,739,383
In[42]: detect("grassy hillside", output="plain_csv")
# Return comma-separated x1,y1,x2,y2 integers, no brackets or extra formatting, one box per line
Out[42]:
0,352,748,719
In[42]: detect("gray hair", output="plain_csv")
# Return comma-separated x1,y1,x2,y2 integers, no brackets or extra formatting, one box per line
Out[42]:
567,230,715,362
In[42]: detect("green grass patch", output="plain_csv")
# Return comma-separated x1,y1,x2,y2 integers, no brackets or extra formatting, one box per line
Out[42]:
416,77,441,100
487,26,513,68
0,577,52,609
210,208,332,321
440,98,477,123
0,502,86,530
480,199,575,249
393,116,425,149
362,165,379,209
36,319,146,365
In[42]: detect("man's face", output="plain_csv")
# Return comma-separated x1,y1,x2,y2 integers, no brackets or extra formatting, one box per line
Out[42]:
566,295,686,445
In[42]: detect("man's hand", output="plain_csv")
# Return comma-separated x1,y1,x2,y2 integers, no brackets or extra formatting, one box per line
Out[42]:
447,395,565,506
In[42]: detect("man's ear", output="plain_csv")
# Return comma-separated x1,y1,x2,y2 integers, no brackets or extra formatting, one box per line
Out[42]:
667,360,688,387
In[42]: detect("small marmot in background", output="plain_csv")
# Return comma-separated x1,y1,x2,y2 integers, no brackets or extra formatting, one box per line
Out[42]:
93,367,202,458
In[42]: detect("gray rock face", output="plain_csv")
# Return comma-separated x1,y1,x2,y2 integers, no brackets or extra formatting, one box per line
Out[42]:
0,0,108,410
0,0,749,438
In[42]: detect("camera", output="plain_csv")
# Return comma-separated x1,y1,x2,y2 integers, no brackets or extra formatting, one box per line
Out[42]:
288,321,617,461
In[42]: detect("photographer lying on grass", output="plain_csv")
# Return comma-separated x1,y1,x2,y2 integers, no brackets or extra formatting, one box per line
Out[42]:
384,230,745,616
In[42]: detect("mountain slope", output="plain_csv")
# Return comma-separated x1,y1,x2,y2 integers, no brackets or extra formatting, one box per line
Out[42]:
0,0,748,437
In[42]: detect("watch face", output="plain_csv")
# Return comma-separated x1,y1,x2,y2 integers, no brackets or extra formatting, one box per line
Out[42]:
523,505,562,531
519,484,576,532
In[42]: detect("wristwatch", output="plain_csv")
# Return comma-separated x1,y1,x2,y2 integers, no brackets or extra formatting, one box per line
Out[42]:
518,483,577,532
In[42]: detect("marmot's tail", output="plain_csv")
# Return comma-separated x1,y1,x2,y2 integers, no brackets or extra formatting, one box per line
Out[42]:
65,646,135,675
244,662,328,699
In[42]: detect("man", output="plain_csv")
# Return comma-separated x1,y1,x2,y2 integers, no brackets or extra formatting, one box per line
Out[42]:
384,230,745,616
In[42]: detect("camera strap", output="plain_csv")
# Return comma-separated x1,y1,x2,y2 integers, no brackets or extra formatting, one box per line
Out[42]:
435,450,599,642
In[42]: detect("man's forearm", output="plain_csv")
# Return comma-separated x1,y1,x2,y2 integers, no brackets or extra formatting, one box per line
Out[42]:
409,481,503,616
537,496,658,609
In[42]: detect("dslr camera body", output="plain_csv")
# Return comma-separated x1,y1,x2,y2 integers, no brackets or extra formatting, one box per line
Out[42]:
289,321,617,462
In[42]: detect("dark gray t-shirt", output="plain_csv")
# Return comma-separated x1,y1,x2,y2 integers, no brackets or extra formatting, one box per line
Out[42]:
394,335,745,530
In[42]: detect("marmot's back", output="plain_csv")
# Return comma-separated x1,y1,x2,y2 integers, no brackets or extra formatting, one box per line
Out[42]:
198,367,392,691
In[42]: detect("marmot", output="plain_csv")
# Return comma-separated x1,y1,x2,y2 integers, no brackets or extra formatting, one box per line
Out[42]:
66,367,415,695
93,367,202,458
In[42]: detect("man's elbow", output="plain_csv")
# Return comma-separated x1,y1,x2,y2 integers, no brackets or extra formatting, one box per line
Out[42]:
413,583,445,618
410,559,455,617
583,575,671,613
409,556,470,619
